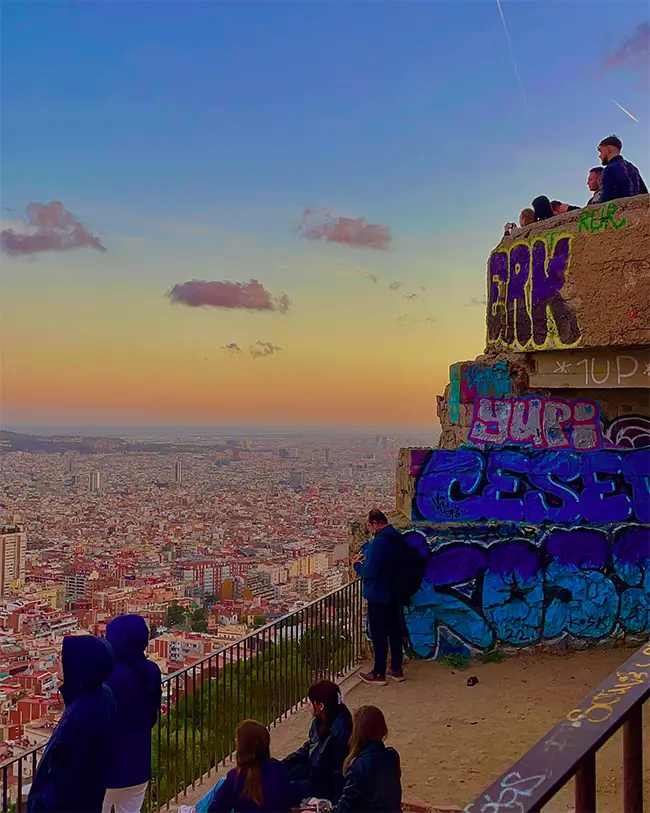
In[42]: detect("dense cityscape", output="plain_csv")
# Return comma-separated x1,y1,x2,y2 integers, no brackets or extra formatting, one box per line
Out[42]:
0,430,432,763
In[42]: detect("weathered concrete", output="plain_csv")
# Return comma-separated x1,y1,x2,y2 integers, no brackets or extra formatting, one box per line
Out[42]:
486,194,650,353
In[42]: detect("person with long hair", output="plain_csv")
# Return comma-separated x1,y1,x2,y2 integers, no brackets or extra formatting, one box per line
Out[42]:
283,680,353,805
334,706,401,813
208,720,290,813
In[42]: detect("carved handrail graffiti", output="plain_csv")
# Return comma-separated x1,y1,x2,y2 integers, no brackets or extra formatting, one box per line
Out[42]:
465,642,650,813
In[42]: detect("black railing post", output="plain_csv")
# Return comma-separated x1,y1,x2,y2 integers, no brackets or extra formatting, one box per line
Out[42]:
623,704,643,813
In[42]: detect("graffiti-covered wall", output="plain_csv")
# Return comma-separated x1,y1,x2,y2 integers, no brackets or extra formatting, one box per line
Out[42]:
375,195,650,661
401,523,649,660
486,196,650,352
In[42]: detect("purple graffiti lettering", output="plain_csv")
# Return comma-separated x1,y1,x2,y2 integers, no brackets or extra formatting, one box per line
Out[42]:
487,251,508,343
531,236,580,347
505,243,532,347
623,450,650,523
487,234,580,350
545,528,610,570
412,448,640,525
580,451,633,524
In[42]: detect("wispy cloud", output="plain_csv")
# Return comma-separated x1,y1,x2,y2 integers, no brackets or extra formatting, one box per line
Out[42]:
465,296,487,307
355,267,379,284
222,342,243,354
167,279,291,313
1,201,106,257
396,314,435,324
388,281,402,291
295,209,391,251
402,292,418,301
249,341,282,358
604,23,650,74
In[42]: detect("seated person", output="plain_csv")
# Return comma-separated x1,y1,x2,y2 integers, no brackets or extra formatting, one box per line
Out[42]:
598,134,648,203
208,720,290,813
532,196,554,221
283,681,352,805
519,207,535,227
334,706,402,813
586,166,603,205
503,208,534,237
551,200,580,215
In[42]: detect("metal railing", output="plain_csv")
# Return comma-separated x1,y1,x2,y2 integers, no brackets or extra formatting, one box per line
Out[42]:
0,579,363,812
466,641,650,813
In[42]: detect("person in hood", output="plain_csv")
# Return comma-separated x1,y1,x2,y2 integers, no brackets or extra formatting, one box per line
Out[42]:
283,680,353,805
208,720,290,813
28,635,116,813
102,614,162,813
334,705,402,813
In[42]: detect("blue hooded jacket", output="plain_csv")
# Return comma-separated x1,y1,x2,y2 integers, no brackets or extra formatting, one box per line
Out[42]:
105,614,162,789
27,636,116,813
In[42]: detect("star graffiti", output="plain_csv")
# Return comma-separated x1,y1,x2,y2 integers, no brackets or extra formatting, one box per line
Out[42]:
554,361,572,374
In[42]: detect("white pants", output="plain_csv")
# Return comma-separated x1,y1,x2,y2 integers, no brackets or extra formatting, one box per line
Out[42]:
102,782,148,813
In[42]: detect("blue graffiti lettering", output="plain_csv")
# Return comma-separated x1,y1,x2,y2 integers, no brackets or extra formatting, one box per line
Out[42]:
402,525,650,657
414,447,646,525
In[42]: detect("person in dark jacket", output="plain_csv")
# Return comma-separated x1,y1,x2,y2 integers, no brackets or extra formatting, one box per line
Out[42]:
335,705,401,813
353,510,406,685
28,635,116,813
208,720,290,813
283,680,353,805
102,614,162,813
598,134,648,203
532,196,555,222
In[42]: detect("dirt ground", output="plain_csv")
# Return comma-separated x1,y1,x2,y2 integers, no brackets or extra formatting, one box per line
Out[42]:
269,645,648,812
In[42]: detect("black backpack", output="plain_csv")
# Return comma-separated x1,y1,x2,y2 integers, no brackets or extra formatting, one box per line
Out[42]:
398,539,426,605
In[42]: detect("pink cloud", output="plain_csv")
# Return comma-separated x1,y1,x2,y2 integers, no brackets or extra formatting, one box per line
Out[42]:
296,209,391,251
167,279,291,313
1,201,107,257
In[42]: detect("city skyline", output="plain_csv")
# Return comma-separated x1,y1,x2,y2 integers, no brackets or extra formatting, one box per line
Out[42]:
2,2,649,428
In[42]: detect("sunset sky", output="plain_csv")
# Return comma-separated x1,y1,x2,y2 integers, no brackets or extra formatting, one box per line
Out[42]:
2,2,649,429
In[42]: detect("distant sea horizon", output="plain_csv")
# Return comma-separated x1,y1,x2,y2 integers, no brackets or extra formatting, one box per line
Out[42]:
2,424,439,439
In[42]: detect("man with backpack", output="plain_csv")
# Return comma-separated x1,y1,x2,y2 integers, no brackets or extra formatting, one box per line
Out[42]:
352,510,417,685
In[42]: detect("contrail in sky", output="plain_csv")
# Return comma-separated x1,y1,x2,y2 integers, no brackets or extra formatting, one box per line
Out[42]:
612,99,640,123
495,0,531,124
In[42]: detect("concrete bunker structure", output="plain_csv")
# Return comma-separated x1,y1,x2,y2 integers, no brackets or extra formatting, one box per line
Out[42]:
353,194,650,661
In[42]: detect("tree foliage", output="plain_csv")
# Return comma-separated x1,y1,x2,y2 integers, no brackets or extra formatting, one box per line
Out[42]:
165,601,186,628
147,613,356,811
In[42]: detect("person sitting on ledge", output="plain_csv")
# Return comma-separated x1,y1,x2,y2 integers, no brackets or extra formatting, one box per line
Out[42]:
283,680,353,806
208,720,291,813
532,195,555,221
598,134,648,203
551,200,581,215
586,166,603,205
333,706,402,813
503,208,535,236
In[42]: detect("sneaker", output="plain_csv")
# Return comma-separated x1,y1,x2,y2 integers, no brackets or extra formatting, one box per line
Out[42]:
388,669,406,682
360,671,387,686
